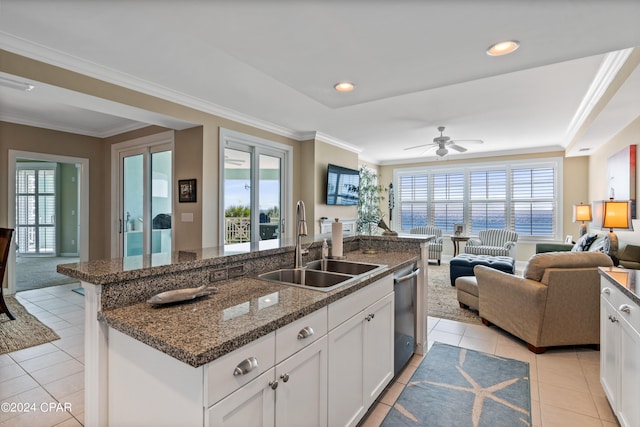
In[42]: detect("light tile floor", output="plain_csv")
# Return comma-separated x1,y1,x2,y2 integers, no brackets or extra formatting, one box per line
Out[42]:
1,285,622,427
360,316,621,427
0,283,84,427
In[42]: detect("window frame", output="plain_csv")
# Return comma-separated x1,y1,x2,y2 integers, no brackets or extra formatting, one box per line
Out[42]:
392,157,563,242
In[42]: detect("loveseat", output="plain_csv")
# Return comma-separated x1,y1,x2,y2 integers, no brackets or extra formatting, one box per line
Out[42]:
474,251,613,353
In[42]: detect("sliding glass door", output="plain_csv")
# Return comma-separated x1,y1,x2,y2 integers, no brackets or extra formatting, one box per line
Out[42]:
119,145,172,257
221,129,290,247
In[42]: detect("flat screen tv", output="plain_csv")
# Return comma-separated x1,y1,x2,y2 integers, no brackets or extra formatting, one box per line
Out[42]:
326,163,359,206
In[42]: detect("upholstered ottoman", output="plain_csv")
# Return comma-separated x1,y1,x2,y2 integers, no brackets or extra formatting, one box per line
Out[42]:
456,276,479,310
449,254,515,286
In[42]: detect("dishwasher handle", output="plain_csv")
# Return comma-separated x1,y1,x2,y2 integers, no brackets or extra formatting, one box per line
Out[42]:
394,268,419,284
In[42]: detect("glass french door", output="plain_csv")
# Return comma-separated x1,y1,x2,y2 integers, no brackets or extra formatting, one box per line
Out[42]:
119,145,172,257
223,146,284,245
15,163,57,256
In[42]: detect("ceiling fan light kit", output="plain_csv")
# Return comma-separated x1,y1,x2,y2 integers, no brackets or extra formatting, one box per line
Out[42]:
404,126,484,158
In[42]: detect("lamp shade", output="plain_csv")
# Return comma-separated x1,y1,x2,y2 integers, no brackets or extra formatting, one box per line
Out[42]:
602,200,633,230
573,203,592,222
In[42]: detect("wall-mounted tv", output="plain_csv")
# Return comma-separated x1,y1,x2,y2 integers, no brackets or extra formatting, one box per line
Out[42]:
326,163,359,206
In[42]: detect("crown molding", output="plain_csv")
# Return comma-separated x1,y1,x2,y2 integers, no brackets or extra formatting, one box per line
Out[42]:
564,48,633,147
0,112,148,138
1,32,311,142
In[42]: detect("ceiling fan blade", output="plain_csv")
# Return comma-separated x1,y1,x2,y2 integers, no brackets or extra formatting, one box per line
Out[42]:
404,143,430,151
419,145,437,156
449,144,468,152
450,139,484,144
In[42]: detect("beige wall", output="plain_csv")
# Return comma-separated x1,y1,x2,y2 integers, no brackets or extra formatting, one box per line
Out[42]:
589,116,640,248
315,142,359,233
174,126,204,250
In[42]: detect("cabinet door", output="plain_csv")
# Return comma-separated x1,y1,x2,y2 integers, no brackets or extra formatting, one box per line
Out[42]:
600,296,619,407
363,292,395,407
275,336,328,427
328,310,366,427
208,368,275,427
619,316,640,427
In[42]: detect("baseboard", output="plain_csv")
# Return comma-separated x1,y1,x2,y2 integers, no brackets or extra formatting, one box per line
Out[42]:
59,252,79,257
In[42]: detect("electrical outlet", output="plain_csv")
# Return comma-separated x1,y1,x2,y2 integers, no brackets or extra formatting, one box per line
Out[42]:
210,268,227,282
71,239,75,245
228,265,244,278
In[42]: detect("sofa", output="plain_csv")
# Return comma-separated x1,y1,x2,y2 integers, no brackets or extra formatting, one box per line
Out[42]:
535,233,640,269
474,251,613,353
617,244,640,269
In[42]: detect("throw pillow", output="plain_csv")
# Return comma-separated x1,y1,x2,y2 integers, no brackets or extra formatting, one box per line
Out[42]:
571,233,598,252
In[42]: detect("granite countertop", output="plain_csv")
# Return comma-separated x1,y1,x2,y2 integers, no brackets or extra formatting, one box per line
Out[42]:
599,266,640,306
99,250,419,367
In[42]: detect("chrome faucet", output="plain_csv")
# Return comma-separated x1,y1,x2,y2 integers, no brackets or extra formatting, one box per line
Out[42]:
294,200,308,268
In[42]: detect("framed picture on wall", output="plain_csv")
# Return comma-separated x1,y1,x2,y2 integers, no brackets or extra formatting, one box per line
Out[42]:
179,179,197,203
608,144,636,218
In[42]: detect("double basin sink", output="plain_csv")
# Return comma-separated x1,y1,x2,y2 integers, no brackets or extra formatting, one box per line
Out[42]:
258,259,386,292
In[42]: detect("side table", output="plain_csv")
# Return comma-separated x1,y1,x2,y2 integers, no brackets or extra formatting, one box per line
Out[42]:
451,236,470,257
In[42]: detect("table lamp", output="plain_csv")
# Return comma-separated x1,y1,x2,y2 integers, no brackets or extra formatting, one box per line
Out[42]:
602,199,633,257
573,202,592,237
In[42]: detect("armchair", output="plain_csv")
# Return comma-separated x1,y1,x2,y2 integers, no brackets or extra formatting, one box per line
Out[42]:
410,226,443,265
474,251,613,353
464,229,518,258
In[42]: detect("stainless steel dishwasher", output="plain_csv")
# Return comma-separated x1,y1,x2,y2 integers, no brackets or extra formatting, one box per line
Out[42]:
393,263,419,376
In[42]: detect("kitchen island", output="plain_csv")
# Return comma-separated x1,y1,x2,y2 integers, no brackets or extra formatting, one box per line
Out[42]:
58,235,431,427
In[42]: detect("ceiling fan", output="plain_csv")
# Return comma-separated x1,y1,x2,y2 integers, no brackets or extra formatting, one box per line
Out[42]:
404,126,483,157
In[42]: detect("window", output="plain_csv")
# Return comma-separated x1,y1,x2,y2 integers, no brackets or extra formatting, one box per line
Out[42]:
16,163,57,255
469,170,506,232
432,172,464,233
219,129,292,247
393,158,562,240
398,173,428,230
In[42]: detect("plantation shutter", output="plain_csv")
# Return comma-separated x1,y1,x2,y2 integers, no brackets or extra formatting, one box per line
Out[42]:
469,170,506,233
398,173,428,231
511,167,555,236
432,172,464,233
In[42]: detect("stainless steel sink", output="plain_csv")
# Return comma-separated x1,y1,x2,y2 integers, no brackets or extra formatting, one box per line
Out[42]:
258,268,354,291
305,259,384,275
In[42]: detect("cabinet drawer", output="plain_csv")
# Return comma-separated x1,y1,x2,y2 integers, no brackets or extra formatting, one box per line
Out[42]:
601,281,640,333
206,332,275,406
275,307,327,363
328,274,393,330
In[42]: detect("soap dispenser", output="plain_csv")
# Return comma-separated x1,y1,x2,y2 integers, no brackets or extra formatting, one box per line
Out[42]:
322,239,329,270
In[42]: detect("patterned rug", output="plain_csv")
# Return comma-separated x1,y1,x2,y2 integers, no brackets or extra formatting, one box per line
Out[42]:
0,296,60,355
382,342,531,427
428,263,482,324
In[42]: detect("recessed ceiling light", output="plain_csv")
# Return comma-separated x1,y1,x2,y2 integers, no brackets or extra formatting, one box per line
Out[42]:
334,82,355,92
486,40,520,56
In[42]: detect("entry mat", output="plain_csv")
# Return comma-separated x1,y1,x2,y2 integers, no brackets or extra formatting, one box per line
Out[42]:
381,342,531,427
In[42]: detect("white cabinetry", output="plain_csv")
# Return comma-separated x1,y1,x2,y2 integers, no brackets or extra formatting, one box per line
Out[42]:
327,275,394,427
600,279,640,427
208,336,327,427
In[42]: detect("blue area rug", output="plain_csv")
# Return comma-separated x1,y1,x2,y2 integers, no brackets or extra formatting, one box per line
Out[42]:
381,342,531,427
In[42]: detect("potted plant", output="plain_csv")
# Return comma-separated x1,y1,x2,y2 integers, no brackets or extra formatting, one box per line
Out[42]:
357,166,386,253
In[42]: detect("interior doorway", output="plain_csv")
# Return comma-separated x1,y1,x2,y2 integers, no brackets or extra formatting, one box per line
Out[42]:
7,150,89,294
